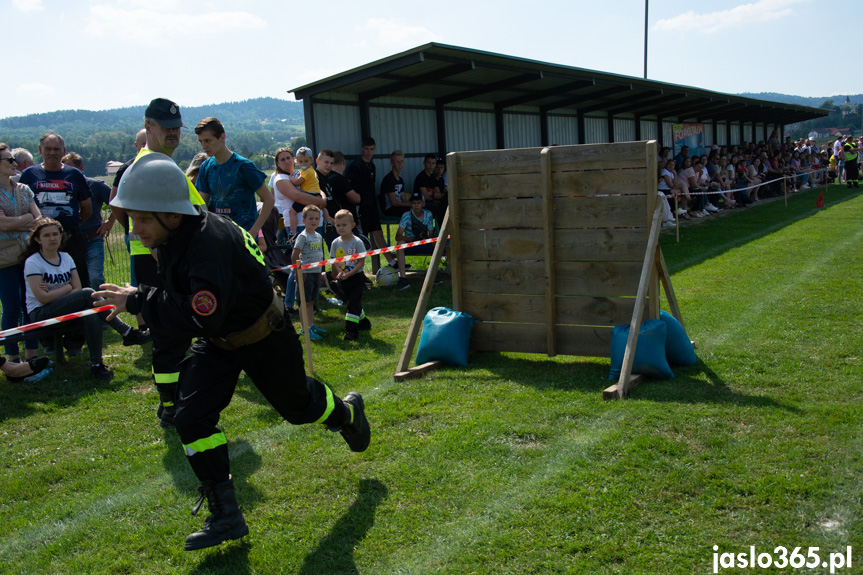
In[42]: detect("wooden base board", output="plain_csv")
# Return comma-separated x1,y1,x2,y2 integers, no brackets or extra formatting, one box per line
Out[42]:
394,360,445,382
603,374,646,401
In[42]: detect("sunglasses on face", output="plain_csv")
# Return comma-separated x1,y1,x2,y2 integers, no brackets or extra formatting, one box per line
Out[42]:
1,157,16,164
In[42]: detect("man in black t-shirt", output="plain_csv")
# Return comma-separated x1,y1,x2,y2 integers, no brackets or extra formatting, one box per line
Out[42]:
380,150,410,218
345,137,397,268
414,153,447,227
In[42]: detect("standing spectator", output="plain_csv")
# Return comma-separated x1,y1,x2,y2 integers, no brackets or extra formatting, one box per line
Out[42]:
10,148,33,183
380,150,410,218
18,131,93,288
329,152,361,226
315,149,340,245
394,192,440,290
61,152,115,290
269,147,299,244
0,143,41,363
194,117,273,238
292,206,326,340
346,137,397,268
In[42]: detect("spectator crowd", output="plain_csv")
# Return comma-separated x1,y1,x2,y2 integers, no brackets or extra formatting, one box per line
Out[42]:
657,130,860,224
0,97,452,382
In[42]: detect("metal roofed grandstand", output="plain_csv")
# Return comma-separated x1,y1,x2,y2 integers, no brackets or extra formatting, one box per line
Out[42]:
290,43,827,157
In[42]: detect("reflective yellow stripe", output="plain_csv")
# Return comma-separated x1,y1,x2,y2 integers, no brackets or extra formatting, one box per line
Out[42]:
152,367,180,384
346,314,360,323
184,432,227,456
231,220,265,266
130,239,150,256
313,385,336,424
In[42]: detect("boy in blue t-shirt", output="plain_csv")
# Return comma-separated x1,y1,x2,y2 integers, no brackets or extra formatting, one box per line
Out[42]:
194,117,274,238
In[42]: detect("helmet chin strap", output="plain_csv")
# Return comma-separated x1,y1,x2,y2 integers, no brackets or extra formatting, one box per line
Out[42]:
153,212,181,237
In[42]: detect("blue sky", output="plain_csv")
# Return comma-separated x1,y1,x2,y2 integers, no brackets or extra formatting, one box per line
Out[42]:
2,0,848,118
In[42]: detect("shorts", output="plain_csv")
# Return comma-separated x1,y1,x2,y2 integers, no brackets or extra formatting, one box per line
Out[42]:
359,206,382,234
300,271,321,302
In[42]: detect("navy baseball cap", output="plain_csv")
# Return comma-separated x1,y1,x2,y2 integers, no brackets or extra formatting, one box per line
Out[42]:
144,98,184,129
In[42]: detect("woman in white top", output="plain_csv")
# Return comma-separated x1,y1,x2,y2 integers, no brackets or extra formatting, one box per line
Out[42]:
23,218,150,380
658,159,692,219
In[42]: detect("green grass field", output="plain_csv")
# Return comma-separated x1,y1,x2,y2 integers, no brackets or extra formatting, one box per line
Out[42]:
2,185,862,574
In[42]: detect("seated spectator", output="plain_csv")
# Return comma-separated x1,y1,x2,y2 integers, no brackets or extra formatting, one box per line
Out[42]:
23,218,150,380
678,157,709,218
746,158,764,201
713,156,737,208
658,159,692,219
734,167,755,206
0,354,50,383
393,192,439,290
790,151,810,189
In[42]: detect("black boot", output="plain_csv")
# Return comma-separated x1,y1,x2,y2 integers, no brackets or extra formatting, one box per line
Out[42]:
184,478,249,551
156,384,177,429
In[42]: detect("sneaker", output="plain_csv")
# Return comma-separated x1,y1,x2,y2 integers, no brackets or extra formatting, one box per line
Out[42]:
42,344,55,355
6,356,52,383
90,363,113,381
339,392,370,452
310,325,327,336
676,208,687,216
299,329,322,341
396,277,410,291
662,220,676,228
123,328,152,347
344,332,358,341
705,203,719,212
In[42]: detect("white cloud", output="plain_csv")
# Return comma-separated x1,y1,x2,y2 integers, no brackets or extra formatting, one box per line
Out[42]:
653,0,810,34
85,4,266,42
359,18,442,48
12,0,44,12
17,83,55,99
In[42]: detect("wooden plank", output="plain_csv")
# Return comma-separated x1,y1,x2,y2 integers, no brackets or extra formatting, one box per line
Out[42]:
458,228,649,262
457,195,649,230
457,173,541,200
396,210,451,375
459,261,643,297
453,147,541,176
461,292,645,326
394,360,445,382
614,200,664,399
549,142,648,171
541,147,557,357
471,322,613,358
550,169,649,197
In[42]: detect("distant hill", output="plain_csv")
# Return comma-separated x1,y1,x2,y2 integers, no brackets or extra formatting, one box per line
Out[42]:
737,92,863,108
0,97,304,135
0,98,305,176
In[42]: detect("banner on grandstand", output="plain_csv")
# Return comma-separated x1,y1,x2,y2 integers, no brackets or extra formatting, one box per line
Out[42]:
672,123,705,158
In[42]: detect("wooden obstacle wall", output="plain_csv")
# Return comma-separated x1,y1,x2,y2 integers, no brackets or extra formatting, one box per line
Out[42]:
447,141,659,358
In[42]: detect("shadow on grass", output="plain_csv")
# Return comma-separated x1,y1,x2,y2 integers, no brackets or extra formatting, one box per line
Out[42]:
660,186,860,274
0,360,146,423
471,352,799,411
298,478,388,575
188,540,252,575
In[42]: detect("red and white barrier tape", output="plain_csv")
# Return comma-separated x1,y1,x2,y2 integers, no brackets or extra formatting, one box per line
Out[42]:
0,305,115,341
274,236,443,272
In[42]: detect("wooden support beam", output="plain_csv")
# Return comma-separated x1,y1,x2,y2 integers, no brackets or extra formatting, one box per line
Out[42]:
603,198,664,400
395,209,451,377
541,148,557,356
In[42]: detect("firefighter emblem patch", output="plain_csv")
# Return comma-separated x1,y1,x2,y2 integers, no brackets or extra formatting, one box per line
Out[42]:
192,290,217,316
